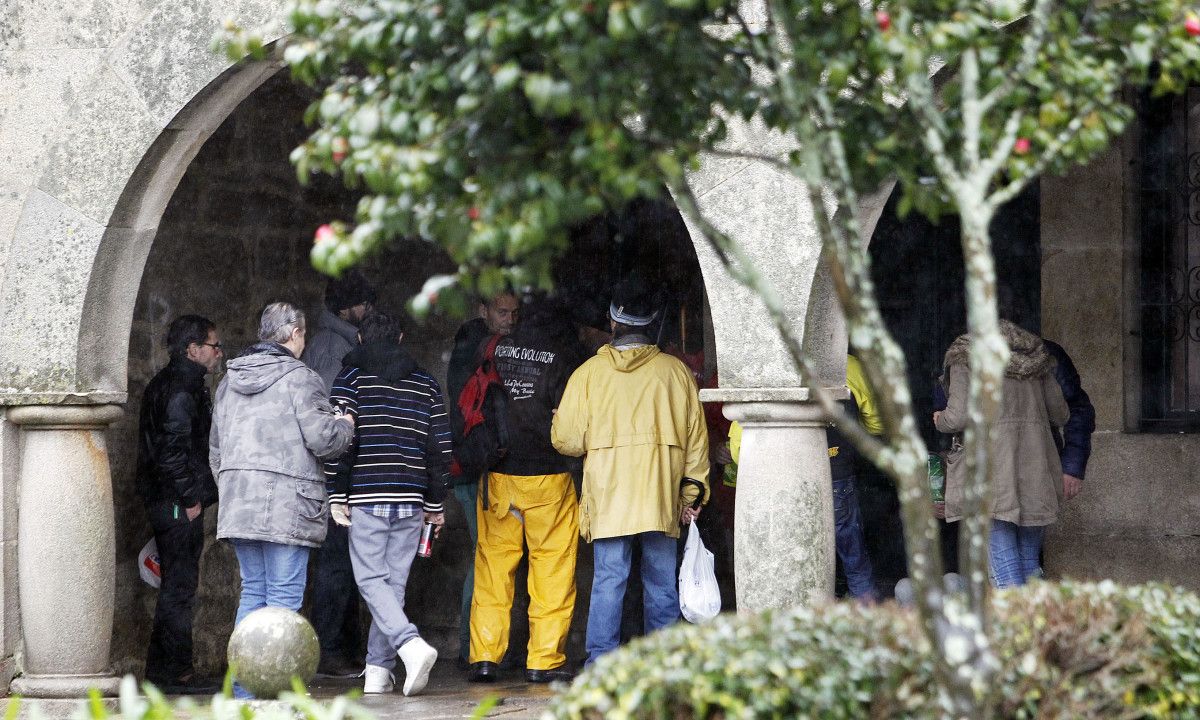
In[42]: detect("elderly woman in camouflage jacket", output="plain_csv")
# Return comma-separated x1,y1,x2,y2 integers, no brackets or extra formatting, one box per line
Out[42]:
210,302,355,633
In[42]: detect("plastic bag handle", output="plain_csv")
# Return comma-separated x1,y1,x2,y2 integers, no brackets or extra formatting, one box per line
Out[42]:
680,477,705,510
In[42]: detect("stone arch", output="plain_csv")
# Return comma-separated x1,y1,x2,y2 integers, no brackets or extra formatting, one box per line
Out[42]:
0,0,292,696
0,1,289,405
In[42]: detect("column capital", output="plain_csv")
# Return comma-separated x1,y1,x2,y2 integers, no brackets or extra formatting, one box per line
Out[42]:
6,404,124,429
701,388,849,427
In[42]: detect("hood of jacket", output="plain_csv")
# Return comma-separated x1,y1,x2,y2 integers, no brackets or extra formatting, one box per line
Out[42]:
597,343,661,373
343,340,417,383
943,320,1054,379
225,343,303,395
318,308,360,345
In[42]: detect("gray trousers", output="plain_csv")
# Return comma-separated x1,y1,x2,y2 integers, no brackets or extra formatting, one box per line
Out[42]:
348,508,423,669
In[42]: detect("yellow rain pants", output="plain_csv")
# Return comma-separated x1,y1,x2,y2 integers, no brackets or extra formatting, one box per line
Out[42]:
469,471,578,669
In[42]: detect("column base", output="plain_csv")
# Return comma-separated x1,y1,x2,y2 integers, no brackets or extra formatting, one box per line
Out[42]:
10,673,121,698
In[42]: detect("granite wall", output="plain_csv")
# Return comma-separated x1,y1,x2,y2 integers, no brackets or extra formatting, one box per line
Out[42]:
1041,117,1200,592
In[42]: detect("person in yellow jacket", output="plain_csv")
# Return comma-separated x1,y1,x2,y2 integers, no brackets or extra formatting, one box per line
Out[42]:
551,281,709,663
845,354,883,435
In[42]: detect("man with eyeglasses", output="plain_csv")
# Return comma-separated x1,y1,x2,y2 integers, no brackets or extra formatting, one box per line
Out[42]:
136,314,223,694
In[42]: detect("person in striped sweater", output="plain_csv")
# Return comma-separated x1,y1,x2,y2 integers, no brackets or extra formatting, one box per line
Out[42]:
324,311,453,697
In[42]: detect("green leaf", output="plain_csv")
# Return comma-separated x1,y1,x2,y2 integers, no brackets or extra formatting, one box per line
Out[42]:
493,61,521,91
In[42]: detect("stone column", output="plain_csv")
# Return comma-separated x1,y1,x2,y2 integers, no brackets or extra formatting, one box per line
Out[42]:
7,405,123,697
711,393,835,611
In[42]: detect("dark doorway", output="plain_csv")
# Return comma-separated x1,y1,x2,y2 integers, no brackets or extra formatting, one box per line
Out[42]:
863,183,1041,592
555,197,709,358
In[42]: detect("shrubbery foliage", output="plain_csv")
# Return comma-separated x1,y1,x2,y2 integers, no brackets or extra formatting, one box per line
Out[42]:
546,582,1200,719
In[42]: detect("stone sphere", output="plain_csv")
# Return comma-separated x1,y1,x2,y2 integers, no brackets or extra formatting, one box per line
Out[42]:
227,607,319,699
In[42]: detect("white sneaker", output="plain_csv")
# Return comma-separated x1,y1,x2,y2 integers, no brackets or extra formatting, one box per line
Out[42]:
396,637,438,696
363,664,394,694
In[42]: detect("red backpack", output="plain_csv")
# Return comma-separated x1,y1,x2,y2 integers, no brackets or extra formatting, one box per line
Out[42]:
450,334,510,483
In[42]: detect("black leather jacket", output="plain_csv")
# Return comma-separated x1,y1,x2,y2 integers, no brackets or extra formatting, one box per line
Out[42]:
136,357,218,509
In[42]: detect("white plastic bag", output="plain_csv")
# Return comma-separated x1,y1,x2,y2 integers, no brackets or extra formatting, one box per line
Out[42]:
138,538,162,589
678,523,721,623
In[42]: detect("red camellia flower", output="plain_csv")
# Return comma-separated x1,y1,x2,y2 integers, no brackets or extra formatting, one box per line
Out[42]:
1186,15,1200,37
876,10,891,31
331,137,349,164
1014,137,1032,155
467,207,480,221
314,224,336,245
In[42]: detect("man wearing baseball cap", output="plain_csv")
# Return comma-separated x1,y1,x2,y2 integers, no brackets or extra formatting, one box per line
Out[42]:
551,277,710,663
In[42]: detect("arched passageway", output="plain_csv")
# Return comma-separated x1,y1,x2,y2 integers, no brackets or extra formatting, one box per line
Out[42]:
109,66,726,678
109,70,465,678
862,184,1042,595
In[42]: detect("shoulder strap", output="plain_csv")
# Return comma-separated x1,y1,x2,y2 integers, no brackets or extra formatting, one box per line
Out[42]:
482,334,503,362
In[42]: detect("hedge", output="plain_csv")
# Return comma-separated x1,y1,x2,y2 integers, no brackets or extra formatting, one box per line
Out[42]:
545,581,1200,719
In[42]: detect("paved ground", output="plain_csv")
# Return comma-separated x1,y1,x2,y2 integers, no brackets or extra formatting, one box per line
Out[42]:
0,663,563,720
308,663,560,719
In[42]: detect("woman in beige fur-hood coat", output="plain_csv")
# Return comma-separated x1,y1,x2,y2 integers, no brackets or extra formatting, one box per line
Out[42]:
934,320,1069,586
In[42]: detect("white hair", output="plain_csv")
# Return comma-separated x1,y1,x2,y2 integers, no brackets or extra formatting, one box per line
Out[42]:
258,302,305,343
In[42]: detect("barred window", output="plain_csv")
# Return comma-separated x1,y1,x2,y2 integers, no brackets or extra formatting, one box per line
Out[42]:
1140,86,1200,430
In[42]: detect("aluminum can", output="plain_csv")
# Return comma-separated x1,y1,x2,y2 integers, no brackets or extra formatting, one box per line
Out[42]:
417,521,435,558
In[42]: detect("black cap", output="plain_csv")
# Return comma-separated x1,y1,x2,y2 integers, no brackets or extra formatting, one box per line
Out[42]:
609,276,659,327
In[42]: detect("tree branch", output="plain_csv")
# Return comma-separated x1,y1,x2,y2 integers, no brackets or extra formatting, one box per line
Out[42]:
978,109,1024,181
978,0,1056,115
902,45,953,140
986,102,1093,209
962,47,982,169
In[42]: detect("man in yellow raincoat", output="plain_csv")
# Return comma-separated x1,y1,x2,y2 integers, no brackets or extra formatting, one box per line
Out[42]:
551,281,709,663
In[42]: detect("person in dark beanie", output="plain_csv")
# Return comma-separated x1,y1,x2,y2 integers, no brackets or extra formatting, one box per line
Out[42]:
325,311,451,696
304,269,377,391
137,314,223,693
301,269,377,677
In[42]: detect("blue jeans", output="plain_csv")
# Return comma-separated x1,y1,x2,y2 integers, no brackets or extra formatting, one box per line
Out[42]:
230,540,310,699
989,520,1044,588
231,540,311,628
832,477,877,599
586,532,678,664
454,482,480,661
